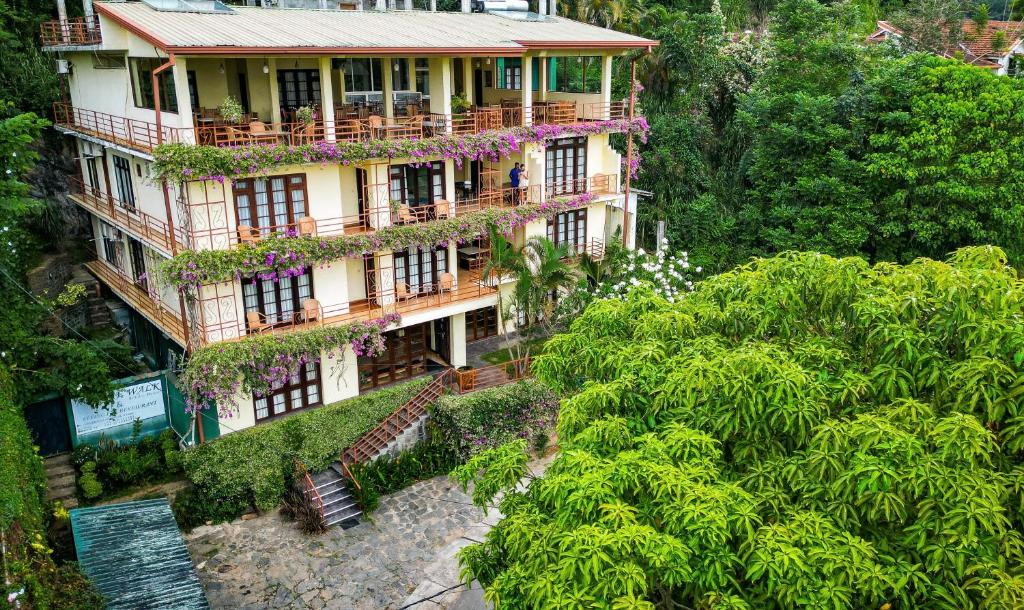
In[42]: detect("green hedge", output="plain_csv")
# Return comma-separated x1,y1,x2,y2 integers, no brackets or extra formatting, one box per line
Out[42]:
431,379,559,459
180,377,429,517
0,368,103,609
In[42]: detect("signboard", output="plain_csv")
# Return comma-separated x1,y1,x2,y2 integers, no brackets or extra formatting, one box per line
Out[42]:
69,377,169,446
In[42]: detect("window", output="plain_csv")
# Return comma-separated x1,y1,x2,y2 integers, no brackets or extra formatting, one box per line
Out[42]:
277,69,321,111
85,156,100,191
358,323,429,390
547,208,587,254
186,70,199,110
99,222,123,270
242,269,314,328
338,58,384,93
394,245,449,295
112,156,136,210
394,59,411,91
545,136,587,195
415,58,430,97
254,361,322,421
549,56,603,94
233,174,308,234
129,238,147,290
130,58,178,112
389,162,444,209
92,52,126,70
497,58,522,90
466,306,498,342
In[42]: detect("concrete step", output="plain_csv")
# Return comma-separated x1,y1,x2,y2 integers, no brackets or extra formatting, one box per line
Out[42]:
325,507,362,527
45,463,76,478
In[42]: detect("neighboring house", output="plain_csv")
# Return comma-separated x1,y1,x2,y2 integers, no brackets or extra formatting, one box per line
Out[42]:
42,0,654,436
870,19,1024,75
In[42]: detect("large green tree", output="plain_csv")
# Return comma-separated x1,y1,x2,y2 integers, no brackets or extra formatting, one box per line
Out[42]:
454,247,1024,609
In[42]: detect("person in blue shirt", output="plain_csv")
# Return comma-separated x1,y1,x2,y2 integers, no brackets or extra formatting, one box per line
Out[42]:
509,163,522,204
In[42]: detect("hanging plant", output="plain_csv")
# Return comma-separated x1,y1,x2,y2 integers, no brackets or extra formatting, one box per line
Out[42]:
154,117,649,183
181,313,401,417
163,192,597,288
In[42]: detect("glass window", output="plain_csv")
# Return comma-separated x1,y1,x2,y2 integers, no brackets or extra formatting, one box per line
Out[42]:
277,69,321,111
549,56,603,94
340,58,384,92
545,136,587,195
112,155,136,209
546,208,587,254
254,361,322,421
415,58,430,97
496,58,522,90
233,174,308,234
100,222,123,270
130,58,178,112
243,268,314,328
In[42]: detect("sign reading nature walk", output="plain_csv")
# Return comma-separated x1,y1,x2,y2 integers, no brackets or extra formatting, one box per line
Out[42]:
70,377,167,444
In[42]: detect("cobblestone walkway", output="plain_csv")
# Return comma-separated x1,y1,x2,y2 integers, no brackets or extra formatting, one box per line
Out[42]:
184,476,485,609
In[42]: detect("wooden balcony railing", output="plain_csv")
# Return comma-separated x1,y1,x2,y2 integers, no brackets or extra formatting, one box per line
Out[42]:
40,16,101,46
68,177,186,254
567,237,607,261
85,259,189,347
53,102,184,153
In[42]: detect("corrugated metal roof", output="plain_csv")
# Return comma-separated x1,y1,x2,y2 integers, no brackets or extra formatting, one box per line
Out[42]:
70,499,210,610
97,1,655,53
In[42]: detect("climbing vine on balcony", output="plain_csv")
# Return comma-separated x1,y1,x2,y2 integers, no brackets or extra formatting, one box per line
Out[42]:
163,192,597,287
151,118,650,183
181,313,401,417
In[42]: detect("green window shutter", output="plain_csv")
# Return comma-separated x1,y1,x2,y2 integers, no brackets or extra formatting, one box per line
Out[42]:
496,58,505,89
549,58,558,91
532,57,540,91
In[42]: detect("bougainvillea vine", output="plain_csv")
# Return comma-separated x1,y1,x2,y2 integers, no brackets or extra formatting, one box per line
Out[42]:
163,192,597,288
153,118,649,183
181,313,401,417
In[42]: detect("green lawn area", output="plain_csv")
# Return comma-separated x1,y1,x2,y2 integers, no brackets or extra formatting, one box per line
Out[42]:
480,336,549,365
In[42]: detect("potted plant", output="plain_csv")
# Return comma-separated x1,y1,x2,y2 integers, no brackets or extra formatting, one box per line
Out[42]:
451,94,471,116
218,95,243,123
296,105,317,126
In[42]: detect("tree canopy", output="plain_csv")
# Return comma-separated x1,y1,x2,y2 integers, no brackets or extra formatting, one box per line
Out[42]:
453,247,1024,609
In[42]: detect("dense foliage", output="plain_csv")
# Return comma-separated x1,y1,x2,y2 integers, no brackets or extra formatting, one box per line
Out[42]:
431,380,559,459
153,118,649,183
70,428,183,502
163,192,596,287
453,247,1024,608
180,313,400,416
346,442,463,513
0,368,103,609
626,0,1024,270
179,378,428,517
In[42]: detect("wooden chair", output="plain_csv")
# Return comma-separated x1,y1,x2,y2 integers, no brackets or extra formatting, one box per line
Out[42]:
246,311,271,333
303,298,322,324
225,126,247,147
433,199,451,220
395,282,413,302
397,205,417,225
248,120,278,145
439,272,454,294
338,119,364,142
238,225,259,244
297,216,317,237
292,122,317,145
367,115,384,139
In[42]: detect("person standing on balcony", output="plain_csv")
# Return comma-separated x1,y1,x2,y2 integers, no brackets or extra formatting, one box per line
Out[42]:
509,162,522,205
518,166,529,206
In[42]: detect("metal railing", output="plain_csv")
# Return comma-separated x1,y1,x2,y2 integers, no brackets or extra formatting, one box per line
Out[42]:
84,259,189,347
40,16,101,46
53,102,184,153
67,177,186,254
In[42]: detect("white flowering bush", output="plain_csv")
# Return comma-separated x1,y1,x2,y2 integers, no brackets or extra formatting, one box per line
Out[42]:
592,238,703,302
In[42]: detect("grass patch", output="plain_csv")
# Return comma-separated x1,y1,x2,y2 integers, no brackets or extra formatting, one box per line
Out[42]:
480,337,550,365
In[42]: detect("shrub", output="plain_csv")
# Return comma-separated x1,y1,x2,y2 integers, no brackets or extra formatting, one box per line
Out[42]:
347,442,461,514
171,486,250,532
431,379,559,459
72,429,184,503
180,378,430,519
77,464,103,500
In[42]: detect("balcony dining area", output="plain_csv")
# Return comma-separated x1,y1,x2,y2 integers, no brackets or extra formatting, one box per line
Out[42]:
178,52,625,147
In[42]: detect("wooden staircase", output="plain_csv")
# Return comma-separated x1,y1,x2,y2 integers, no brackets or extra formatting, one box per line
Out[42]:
301,358,531,529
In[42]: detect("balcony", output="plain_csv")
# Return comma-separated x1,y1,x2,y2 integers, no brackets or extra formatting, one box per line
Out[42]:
68,177,186,255
53,102,184,154
85,259,189,347
197,267,497,346
40,16,101,47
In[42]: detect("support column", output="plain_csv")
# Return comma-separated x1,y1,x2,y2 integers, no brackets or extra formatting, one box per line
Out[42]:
382,58,395,119
450,312,467,367
538,55,548,102
319,56,336,142
548,0,556,16
461,0,471,12
403,0,412,8
538,0,546,16
172,56,194,140
462,56,473,100
601,53,613,119
428,57,452,130
268,58,281,124
521,54,533,125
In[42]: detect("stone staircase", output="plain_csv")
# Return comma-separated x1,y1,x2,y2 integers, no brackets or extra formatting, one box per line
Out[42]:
303,358,531,529
44,453,79,508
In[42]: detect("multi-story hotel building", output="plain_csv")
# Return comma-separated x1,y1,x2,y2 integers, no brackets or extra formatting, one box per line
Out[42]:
43,0,653,439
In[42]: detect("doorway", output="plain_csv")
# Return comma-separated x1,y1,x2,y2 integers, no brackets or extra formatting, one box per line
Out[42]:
432,317,451,364
473,69,484,107
24,396,72,456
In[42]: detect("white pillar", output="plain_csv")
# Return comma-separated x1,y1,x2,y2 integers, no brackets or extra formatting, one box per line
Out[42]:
319,56,336,142
462,56,474,101
444,160,456,215
171,56,195,142
368,162,392,230
376,0,386,10
521,54,532,125
430,0,436,9
538,55,548,102
461,0,471,12
548,0,556,16
268,58,282,125
429,57,452,127
537,0,546,16
450,312,467,367
601,53,613,119
403,0,412,9
382,58,395,119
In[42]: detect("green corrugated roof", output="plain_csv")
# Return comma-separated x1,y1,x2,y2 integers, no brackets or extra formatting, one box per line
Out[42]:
70,498,209,610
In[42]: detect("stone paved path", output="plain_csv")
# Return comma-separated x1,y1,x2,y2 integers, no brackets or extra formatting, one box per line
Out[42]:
184,476,485,609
